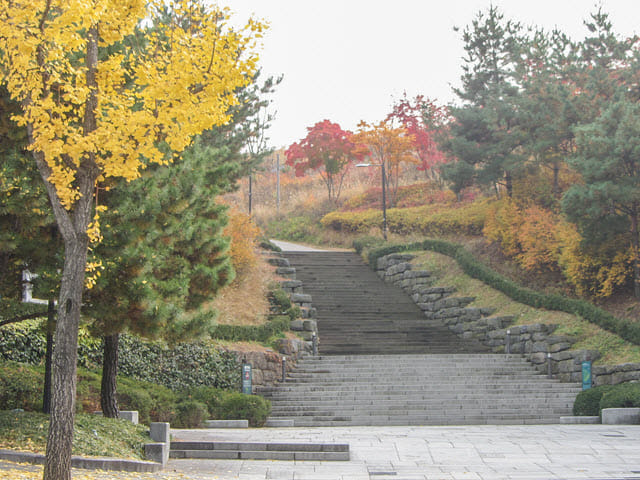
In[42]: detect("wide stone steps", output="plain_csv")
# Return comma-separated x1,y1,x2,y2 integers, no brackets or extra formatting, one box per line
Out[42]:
265,251,581,425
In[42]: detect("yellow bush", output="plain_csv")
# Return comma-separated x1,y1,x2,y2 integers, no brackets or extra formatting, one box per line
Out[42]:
224,208,262,280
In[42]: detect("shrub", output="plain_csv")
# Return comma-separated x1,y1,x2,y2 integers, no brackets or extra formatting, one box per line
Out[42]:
185,386,225,416
173,400,209,428
225,207,262,280
211,392,271,427
353,235,385,255
599,383,640,411
0,320,47,365
268,287,301,320
0,361,42,411
573,385,615,416
117,384,154,425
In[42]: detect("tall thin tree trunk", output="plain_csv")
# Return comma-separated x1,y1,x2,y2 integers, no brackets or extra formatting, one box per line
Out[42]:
552,162,560,199
505,170,513,198
43,236,88,480
101,333,120,418
42,299,55,414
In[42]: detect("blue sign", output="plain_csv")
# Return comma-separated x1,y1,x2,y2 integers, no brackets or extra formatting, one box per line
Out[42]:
582,361,592,390
242,364,252,395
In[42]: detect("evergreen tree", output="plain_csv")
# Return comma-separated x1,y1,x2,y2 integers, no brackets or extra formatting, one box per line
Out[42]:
443,6,527,198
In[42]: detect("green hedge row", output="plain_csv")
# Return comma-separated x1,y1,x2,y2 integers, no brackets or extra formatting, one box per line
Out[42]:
573,383,640,416
0,325,240,391
365,239,640,346
210,315,291,343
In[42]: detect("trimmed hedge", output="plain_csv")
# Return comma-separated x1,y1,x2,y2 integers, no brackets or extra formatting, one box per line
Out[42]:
366,239,640,346
599,383,640,410
0,325,241,392
210,315,291,343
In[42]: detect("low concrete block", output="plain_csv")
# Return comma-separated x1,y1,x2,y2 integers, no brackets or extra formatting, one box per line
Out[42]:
265,418,295,427
203,419,249,428
144,443,168,466
601,408,640,425
560,416,600,424
150,422,170,443
119,411,138,424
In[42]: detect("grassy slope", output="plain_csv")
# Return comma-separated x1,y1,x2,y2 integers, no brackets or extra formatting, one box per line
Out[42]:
413,250,640,365
0,411,150,459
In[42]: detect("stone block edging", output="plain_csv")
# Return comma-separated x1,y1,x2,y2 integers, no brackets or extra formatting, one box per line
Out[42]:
376,252,640,386
0,449,163,472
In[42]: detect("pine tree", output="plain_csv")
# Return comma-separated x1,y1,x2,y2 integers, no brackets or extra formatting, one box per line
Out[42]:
443,6,526,198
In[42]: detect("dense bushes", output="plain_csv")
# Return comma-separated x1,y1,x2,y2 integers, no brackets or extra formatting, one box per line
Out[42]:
573,385,614,416
0,361,43,411
0,361,271,427
573,383,640,416
0,324,241,391
366,239,640,346
599,383,640,411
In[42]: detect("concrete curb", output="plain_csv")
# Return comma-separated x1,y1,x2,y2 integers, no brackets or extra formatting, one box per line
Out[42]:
0,449,163,472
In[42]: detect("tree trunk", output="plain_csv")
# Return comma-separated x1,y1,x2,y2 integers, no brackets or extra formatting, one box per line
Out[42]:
42,299,55,414
43,235,89,480
101,333,120,418
552,162,560,199
505,170,513,198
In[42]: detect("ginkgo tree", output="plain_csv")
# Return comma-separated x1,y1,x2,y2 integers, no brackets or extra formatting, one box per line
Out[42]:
0,1,264,479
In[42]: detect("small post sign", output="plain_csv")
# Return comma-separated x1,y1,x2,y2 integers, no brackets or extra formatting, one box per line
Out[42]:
582,361,592,390
241,363,252,395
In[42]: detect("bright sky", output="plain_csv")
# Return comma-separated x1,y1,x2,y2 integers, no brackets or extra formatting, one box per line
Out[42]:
224,1,640,149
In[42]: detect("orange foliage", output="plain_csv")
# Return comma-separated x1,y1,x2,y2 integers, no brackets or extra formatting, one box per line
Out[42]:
485,198,634,297
224,208,262,280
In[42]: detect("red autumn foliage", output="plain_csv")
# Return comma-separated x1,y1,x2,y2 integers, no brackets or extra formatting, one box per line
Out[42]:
387,93,452,178
285,120,367,203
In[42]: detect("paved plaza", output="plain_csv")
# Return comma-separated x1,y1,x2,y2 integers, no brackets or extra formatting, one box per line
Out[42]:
165,424,640,480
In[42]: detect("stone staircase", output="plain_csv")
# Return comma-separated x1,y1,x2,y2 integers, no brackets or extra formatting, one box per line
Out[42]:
259,250,581,426
281,251,489,355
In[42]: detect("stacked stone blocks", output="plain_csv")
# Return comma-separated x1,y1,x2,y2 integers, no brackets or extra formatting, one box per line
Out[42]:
376,253,640,386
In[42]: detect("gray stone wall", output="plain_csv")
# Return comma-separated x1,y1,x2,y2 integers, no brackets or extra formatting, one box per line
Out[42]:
376,253,640,386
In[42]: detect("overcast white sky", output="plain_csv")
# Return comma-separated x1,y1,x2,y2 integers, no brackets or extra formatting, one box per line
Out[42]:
224,1,640,149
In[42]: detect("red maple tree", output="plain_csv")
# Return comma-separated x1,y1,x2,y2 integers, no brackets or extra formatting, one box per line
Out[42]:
285,120,367,203
388,94,451,181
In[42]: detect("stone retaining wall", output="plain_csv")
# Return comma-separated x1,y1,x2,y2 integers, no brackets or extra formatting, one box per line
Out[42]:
376,252,640,386
224,252,318,391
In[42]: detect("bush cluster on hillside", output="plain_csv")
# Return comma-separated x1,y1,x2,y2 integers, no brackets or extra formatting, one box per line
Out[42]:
322,200,488,237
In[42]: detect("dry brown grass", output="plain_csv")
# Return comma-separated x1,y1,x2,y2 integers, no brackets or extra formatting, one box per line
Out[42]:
208,253,276,326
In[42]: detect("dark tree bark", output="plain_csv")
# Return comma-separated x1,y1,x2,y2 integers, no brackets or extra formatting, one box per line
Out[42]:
100,333,120,418
42,299,55,414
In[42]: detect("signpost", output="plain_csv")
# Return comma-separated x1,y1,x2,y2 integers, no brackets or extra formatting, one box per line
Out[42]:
241,362,252,395
582,361,592,390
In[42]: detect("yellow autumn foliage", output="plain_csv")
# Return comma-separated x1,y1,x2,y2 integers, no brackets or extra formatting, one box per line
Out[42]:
0,0,265,210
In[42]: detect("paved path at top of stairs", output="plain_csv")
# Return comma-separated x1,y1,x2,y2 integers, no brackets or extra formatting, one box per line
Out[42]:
281,250,489,355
